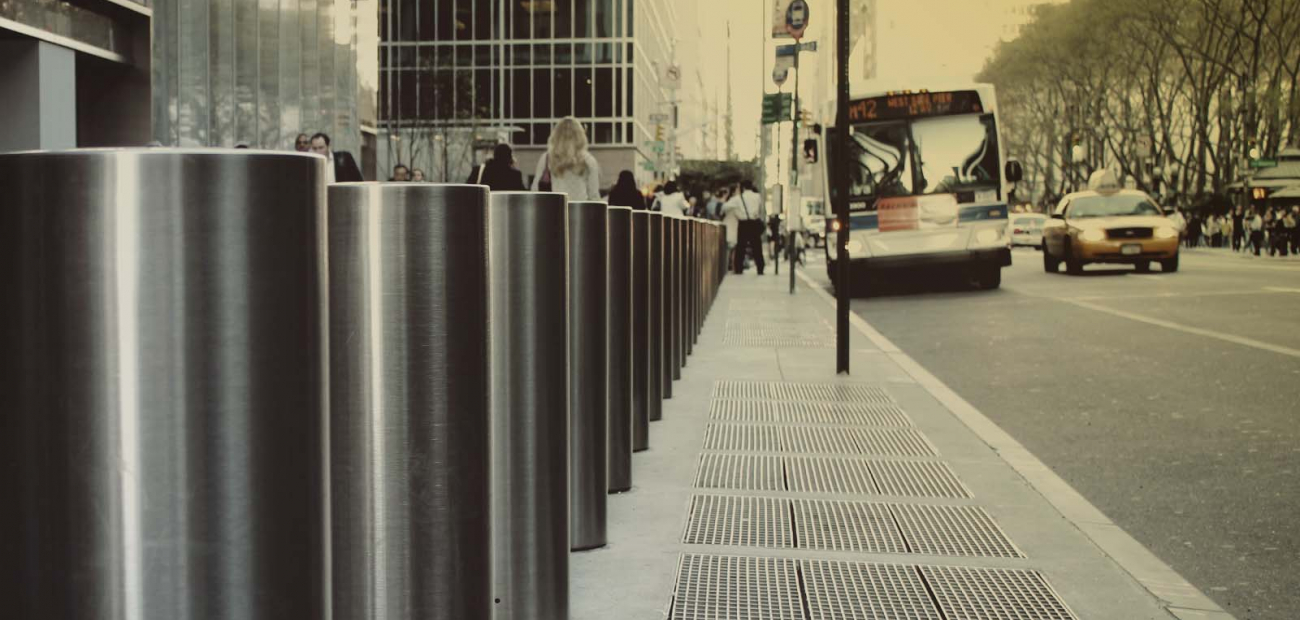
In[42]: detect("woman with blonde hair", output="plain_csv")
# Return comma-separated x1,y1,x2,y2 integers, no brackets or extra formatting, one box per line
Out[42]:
532,117,602,200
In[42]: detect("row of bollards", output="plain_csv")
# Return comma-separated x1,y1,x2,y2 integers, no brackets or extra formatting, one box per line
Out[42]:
0,149,726,620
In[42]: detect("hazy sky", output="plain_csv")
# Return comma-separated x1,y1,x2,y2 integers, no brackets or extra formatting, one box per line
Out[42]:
680,0,1046,160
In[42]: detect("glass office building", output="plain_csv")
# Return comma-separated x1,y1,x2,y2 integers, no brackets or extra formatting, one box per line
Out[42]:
378,0,678,187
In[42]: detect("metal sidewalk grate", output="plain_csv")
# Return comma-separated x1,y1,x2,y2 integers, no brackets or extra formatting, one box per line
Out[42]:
671,554,804,620
713,381,894,404
803,560,942,620
919,565,1079,620
694,453,785,492
724,326,835,348
710,400,913,426
683,495,793,548
702,424,783,453
779,427,938,457
870,460,973,499
779,426,863,455
891,504,1025,558
793,499,908,554
785,456,879,495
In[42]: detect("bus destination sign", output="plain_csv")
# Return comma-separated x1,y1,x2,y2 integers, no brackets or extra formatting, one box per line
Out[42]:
848,90,984,123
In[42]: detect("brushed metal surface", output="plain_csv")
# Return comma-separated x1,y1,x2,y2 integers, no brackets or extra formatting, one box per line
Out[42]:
568,201,608,551
647,212,665,418
654,213,672,400
0,149,328,620
631,211,650,453
680,218,692,363
606,207,634,493
668,217,683,381
328,183,492,620
489,192,570,620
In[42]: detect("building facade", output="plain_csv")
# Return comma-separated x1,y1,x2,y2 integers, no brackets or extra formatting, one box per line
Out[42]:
378,0,677,188
1,0,152,150
151,0,379,171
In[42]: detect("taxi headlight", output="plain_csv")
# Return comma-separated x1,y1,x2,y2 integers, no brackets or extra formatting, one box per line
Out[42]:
1154,226,1178,239
1079,229,1106,242
974,228,1003,245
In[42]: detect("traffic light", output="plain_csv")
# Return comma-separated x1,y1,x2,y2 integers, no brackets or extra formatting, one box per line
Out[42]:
803,138,819,163
654,125,664,141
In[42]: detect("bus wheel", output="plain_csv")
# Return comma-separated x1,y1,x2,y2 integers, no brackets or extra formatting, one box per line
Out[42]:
975,266,1002,290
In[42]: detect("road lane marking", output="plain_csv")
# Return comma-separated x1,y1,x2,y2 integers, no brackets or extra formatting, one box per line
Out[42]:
1061,298,1300,359
1066,288,1300,301
1263,287,1300,293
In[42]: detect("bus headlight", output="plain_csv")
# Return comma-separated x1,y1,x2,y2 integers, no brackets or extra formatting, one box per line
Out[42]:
1080,229,1105,242
974,228,1003,245
846,239,863,254
1154,226,1178,239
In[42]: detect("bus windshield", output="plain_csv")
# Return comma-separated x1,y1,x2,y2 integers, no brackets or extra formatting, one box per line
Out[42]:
913,115,1000,194
838,113,1001,204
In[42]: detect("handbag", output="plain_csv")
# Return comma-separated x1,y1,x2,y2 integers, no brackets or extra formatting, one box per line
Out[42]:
538,154,553,192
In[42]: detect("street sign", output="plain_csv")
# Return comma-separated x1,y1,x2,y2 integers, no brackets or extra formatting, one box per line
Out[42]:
786,0,809,39
649,113,670,122
1250,158,1278,169
798,41,818,52
1135,135,1152,159
771,0,793,38
661,65,681,90
772,67,789,86
777,41,818,57
761,93,794,124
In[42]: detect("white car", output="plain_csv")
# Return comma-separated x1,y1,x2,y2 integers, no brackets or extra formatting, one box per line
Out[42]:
1008,213,1048,249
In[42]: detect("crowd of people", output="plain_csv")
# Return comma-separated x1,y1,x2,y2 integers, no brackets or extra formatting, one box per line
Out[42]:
1174,205,1300,257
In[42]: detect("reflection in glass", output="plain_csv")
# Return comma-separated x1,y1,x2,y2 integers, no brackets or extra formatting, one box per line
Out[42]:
912,115,999,194
575,68,593,117
847,123,912,199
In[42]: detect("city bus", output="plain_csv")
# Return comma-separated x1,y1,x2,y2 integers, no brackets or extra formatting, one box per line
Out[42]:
818,81,1020,291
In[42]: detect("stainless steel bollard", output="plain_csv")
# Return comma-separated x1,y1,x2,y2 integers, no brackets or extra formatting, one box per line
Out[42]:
0,149,328,619
490,192,570,620
647,212,666,417
607,207,634,492
686,219,697,353
676,218,689,370
631,210,651,452
569,201,608,551
669,218,683,381
660,214,675,396
329,183,491,620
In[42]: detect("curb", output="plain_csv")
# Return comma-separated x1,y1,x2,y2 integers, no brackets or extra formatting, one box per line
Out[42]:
794,268,1235,620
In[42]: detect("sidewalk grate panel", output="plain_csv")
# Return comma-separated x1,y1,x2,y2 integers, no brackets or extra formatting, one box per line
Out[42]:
780,426,863,455
713,380,894,404
702,424,782,453
870,460,973,499
694,454,785,491
723,333,835,348
671,554,803,620
803,560,942,620
891,504,1024,558
710,400,913,426
793,499,908,554
785,456,879,494
854,429,940,457
683,495,793,548
919,565,1078,620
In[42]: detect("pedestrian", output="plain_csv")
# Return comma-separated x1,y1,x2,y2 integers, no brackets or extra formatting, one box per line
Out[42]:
607,170,647,210
1211,214,1224,248
722,180,766,275
467,143,527,191
411,169,426,182
309,132,364,183
1248,208,1264,256
294,133,311,152
1231,206,1245,251
532,117,601,200
656,181,689,217
1290,206,1300,255
1279,208,1296,257
389,164,411,182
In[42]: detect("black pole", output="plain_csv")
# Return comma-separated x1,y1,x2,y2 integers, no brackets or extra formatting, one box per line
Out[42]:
834,0,851,374
790,45,800,294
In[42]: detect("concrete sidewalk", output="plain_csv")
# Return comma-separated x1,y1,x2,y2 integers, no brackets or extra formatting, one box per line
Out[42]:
571,269,1235,620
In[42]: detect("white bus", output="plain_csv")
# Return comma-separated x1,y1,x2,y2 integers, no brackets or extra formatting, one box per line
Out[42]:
818,81,1020,291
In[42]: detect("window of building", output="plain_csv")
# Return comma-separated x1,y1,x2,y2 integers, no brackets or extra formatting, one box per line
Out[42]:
555,42,573,65
417,46,438,70
534,2,554,39
575,68,593,117
596,0,614,37
595,122,613,144
533,69,552,119
614,122,623,143
574,0,591,37
535,122,551,146
613,67,623,116
433,0,454,39
455,0,473,40
475,69,493,118
512,0,530,38
473,0,493,39
556,0,573,38
534,44,552,66
512,69,530,118
554,69,573,117
512,44,530,66
596,43,614,64
595,68,613,117
575,43,592,64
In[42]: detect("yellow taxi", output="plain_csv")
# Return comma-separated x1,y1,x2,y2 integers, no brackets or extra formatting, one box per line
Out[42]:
1042,170,1180,274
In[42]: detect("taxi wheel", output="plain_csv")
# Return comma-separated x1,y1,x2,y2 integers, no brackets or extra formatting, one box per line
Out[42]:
1161,254,1180,273
1065,256,1083,274
1042,248,1060,273
975,266,1002,290
1135,261,1151,273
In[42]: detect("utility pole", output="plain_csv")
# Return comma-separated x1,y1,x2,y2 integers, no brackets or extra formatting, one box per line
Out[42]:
834,0,851,374
726,21,735,161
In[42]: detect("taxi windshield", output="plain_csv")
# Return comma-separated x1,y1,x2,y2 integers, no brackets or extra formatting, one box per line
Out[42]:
1068,195,1162,219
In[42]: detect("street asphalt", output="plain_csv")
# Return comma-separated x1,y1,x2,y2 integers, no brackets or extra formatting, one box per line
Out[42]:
802,245,1300,620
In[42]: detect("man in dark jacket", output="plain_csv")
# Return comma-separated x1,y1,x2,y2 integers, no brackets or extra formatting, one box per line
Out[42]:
310,132,364,183
466,144,526,191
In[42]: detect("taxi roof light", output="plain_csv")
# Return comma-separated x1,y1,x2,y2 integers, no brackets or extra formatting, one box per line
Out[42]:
1087,169,1121,194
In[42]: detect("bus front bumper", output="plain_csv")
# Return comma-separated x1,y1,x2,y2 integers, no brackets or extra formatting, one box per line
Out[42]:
832,247,1011,271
